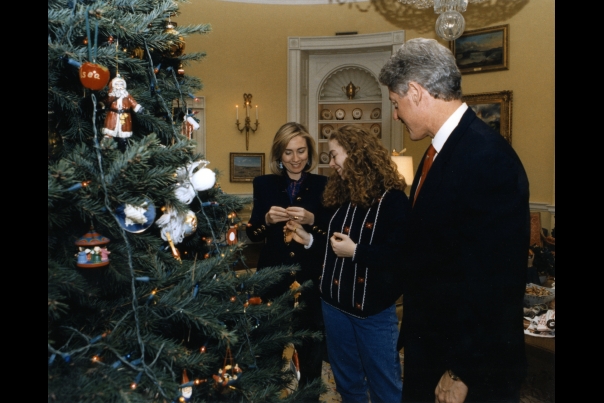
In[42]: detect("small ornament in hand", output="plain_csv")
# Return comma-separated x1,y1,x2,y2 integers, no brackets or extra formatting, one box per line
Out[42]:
290,280,301,308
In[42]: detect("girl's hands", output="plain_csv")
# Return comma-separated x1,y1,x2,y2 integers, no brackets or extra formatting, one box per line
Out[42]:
330,232,356,258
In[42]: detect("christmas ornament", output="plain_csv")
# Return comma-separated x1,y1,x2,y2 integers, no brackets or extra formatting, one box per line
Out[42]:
114,199,156,233
183,210,198,237
292,348,301,381
181,114,200,139
156,207,196,244
79,62,110,90
75,227,110,268
101,75,144,150
226,226,238,245
129,47,145,59
177,63,185,76
190,165,216,192
244,296,262,308
290,280,301,308
174,185,196,205
180,369,193,400
174,160,216,204
212,345,242,390
48,110,63,158
164,21,185,57
165,231,182,262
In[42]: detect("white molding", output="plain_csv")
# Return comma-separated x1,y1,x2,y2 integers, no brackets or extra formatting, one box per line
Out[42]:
530,202,555,215
288,31,406,163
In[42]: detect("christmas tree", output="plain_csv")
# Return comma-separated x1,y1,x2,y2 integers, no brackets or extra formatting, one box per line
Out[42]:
48,1,324,401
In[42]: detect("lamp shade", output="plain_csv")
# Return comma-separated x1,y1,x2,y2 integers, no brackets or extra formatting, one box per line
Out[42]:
391,155,414,186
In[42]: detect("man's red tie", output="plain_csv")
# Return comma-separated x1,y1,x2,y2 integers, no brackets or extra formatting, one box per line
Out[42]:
413,144,436,206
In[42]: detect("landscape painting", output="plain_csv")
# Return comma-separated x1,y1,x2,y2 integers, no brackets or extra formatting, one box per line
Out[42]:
230,153,264,182
450,25,508,75
463,91,513,144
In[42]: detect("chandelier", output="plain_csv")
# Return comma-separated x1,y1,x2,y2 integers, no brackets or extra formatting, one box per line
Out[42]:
397,0,489,41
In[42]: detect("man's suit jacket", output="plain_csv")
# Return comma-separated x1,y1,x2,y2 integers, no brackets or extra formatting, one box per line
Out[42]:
400,107,530,401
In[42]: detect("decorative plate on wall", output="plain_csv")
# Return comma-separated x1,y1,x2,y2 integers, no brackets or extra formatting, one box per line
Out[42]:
352,108,363,120
320,152,330,164
321,109,333,120
371,108,381,119
335,108,346,120
370,123,381,138
321,124,335,139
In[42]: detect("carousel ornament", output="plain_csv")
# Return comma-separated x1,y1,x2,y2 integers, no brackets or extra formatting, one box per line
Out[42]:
75,227,110,268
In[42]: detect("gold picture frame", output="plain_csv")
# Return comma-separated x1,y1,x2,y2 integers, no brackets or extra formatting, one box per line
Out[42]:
230,153,265,182
462,91,513,144
450,25,509,75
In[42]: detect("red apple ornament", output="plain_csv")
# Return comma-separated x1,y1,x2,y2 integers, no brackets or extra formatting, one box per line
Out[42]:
79,62,110,90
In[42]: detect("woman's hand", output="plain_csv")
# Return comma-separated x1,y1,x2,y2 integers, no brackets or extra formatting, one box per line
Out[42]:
284,220,311,246
285,206,315,226
265,206,290,225
330,232,356,258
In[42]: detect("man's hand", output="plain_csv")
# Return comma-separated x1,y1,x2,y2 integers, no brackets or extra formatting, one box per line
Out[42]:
434,370,468,403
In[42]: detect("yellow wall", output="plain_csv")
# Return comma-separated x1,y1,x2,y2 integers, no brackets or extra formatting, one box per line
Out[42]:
177,0,554,226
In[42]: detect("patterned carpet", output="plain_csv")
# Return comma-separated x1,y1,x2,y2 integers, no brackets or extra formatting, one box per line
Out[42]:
319,352,554,403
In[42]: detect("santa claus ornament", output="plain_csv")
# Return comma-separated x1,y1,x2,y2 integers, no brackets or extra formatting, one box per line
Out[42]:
101,74,144,151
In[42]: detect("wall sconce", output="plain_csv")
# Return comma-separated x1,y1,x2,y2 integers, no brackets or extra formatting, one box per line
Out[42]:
391,149,414,187
236,93,259,150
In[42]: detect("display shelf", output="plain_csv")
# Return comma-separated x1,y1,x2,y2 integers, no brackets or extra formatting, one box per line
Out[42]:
287,31,406,178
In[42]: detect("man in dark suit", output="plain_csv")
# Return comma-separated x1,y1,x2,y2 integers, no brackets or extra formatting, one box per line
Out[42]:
379,38,530,403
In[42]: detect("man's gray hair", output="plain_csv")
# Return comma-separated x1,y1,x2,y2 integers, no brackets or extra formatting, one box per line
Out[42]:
379,38,462,101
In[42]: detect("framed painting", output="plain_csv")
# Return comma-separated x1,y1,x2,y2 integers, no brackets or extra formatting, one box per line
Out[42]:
462,90,513,144
230,153,265,182
450,25,508,75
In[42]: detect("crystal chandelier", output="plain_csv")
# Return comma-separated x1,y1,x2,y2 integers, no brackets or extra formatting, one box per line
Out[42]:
397,0,488,41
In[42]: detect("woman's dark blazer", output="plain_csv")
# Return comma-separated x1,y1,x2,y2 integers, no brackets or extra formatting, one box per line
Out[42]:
246,173,330,308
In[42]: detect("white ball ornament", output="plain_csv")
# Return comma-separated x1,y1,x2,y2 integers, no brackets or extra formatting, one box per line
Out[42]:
190,167,216,192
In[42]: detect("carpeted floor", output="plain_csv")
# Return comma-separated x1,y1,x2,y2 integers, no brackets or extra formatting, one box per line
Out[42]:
318,351,554,403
